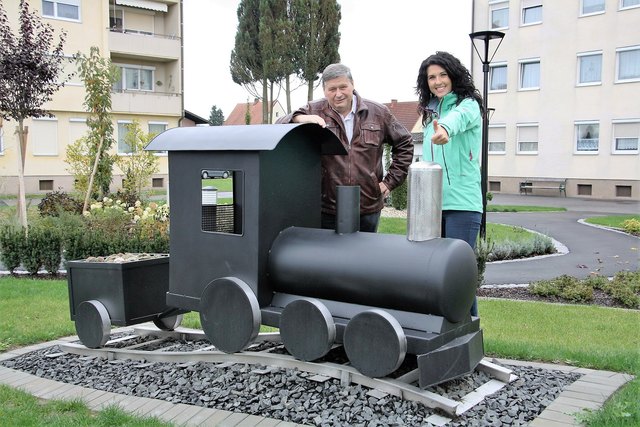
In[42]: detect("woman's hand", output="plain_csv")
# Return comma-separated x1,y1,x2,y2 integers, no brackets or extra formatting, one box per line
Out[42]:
431,120,449,145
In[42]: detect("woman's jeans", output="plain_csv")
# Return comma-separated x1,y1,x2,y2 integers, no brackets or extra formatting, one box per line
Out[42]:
442,210,482,317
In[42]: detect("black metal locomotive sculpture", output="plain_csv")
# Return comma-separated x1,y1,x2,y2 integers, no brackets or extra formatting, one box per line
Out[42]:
141,123,483,388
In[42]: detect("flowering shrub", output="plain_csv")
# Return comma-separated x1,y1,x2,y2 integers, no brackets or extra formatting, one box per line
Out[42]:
84,197,169,236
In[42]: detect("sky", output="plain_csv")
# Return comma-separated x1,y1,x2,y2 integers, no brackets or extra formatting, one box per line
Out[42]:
183,0,474,121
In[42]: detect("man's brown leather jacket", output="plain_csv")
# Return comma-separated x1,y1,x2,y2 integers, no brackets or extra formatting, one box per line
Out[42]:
278,91,414,215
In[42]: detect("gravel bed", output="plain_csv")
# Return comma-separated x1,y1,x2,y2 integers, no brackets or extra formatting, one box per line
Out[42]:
2,342,582,426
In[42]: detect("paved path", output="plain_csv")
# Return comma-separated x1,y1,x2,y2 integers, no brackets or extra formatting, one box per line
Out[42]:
484,194,639,285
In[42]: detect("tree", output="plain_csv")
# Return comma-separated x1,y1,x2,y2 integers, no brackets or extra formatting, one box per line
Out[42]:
292,0,341,101
74,46,119,212
0,0,69,229
114,120,159,201
230,0,296,123
209,105,225,126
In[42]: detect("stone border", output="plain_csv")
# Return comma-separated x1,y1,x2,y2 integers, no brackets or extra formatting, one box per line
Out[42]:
0,335,634,427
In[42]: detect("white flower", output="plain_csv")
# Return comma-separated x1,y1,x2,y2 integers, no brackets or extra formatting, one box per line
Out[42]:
128,207,134,212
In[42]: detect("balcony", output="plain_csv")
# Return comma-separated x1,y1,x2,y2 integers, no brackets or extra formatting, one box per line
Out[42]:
112,90,181,116
109,30,180,62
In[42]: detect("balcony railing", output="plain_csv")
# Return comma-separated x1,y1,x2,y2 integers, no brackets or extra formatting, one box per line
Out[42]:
108,27,181,41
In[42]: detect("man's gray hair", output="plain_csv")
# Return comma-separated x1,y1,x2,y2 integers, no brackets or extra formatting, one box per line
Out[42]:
321,63,353,87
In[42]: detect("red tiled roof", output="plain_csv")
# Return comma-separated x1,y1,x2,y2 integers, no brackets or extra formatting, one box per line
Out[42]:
384,99,421,132
224,99,279,125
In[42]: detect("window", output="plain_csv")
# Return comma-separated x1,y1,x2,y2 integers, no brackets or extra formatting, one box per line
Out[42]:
519,59,540,90
490,63,507,91
612,121,639,153
577,52,602,85
581,0,605,15
616,186,632,197
149,122,168,155
488,125,506,153
620,0,640,9
201,170,242,234
68,118,87,146
109,9,123,31
39,180,54,191
152,178,164,188
490,2,509,29
42,0,80,21
521,1,542,25
118,121,134,154
616,46,640,82
575,122,599,153
31,118,58,155
113,65,154,91
517,124,538,154
148,122,167,137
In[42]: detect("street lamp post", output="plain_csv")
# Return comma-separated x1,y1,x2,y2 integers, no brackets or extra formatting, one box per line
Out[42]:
469,30,504,240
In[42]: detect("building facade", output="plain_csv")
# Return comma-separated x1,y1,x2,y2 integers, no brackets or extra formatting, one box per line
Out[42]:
0,0,182,195
472,0,640,200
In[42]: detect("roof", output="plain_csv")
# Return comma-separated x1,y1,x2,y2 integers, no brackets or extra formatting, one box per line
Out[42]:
145,123,346,154
224,99,282,125
183,110,209,125
384,99,421,133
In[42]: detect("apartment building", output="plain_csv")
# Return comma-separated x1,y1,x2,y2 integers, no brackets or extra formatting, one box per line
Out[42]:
472,0,640,200
0,0,182,195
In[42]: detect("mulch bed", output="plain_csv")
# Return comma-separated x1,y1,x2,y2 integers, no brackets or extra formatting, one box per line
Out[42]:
477,286,635,310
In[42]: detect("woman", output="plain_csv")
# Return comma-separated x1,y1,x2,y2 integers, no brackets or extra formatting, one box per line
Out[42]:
416,51,483,316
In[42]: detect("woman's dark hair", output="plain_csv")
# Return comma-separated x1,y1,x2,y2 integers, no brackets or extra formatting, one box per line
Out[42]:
416,51,483,126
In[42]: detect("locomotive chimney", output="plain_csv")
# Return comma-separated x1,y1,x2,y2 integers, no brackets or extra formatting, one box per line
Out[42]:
335,186,360,234
407,162,442,241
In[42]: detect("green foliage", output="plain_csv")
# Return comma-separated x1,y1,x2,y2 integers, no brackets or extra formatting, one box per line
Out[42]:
73,46,118,200
475,238,495,287
622,218,640,236
64,136,97,196
0,226,25,273
390,179,408,210
530,271,640,308
37,190,82,217
292,0,341,100
114,120,159,201
209,104,225,126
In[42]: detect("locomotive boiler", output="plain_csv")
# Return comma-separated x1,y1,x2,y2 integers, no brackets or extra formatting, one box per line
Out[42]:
145,123,483,388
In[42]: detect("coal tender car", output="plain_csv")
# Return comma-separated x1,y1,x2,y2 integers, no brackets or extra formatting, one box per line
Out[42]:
145,124,483,388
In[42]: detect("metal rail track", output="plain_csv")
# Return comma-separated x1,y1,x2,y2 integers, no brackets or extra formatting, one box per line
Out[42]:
59,325,516,418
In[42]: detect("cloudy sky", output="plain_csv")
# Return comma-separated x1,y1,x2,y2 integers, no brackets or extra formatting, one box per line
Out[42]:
183,0,473,120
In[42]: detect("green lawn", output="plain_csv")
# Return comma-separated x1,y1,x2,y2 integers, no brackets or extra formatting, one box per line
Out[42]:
585,214,639,228
487,204,566,212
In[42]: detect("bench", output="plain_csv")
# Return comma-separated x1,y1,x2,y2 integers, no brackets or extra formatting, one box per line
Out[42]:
519,178,567,197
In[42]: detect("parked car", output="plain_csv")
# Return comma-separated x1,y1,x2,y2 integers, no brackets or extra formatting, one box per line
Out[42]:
201,169,230,179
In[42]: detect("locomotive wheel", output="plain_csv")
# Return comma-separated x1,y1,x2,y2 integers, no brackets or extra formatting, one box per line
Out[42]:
153,314,184,331
343,309,407,378
75,300,111,349
199,277,260,353
280,299,336,361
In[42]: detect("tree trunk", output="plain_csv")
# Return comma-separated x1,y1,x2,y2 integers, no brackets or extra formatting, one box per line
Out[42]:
15,122,29,231
307,80,314,102
285,75,291,113
262,77,269,124
83,136,105,213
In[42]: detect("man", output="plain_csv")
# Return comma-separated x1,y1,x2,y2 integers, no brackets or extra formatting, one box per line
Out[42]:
277,63,414,232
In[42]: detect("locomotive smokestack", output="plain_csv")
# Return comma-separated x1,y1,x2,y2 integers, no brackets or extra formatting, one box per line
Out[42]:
336,186,360,234
407,162,442,241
